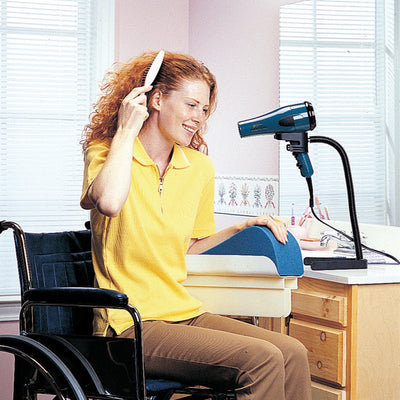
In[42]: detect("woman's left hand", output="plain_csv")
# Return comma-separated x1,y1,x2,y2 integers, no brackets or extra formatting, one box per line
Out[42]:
243,215,288,244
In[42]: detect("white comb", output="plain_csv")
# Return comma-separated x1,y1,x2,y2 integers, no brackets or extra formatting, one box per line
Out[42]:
144,50,165,86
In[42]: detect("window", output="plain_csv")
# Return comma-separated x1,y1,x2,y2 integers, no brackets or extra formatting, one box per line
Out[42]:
279,0,399,226
0,0,114,298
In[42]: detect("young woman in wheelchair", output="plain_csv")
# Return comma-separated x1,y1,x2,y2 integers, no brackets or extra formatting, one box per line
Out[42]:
80,50,311,400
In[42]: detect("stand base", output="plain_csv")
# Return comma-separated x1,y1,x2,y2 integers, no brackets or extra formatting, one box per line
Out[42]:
304,257,368,270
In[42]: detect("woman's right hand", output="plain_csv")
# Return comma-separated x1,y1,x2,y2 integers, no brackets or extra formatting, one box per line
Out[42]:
117,85,153,135
85,85,153,217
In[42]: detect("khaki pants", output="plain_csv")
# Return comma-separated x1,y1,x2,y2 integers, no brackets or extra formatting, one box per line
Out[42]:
116,312,311,400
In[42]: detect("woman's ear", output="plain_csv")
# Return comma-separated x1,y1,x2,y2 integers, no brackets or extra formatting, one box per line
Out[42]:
150,89,162,111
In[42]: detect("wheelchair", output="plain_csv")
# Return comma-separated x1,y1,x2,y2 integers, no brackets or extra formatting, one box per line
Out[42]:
0,220,236,400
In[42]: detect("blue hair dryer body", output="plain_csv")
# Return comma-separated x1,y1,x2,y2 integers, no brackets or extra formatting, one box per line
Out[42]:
238,102,316,178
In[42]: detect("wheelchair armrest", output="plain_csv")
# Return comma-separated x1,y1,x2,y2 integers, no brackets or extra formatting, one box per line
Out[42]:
21,287,142,343
23,287,129,308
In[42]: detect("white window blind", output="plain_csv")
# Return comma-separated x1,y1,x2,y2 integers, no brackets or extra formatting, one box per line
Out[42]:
381,0,400,225
279,0,397,225
0,0,114,297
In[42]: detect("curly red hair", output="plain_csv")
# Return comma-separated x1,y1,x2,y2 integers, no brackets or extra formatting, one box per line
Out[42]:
82,51,217,153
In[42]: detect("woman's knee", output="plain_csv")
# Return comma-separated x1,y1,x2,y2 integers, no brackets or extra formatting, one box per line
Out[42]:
286,335,308,360
241,340,285,372
264,329,308,365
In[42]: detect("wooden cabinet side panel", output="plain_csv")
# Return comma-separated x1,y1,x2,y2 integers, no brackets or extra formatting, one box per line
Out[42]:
354,283,400,400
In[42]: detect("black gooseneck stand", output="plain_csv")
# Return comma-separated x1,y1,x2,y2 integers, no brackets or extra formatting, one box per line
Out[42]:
302,136,368,270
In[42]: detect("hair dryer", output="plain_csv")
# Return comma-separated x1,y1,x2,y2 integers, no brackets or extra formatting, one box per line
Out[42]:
238,101,316,178
238,102,372,270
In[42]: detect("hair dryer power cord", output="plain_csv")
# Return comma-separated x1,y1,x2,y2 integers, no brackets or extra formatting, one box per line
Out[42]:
305,177,400,264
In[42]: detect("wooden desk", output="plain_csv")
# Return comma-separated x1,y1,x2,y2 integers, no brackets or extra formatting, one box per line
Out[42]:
265,265,400,400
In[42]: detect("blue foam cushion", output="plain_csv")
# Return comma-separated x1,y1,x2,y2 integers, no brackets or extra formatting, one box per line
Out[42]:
203,225,303,276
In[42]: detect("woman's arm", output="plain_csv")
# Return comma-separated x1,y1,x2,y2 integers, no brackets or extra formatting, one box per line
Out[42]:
83,86,152,217
187,215,288,255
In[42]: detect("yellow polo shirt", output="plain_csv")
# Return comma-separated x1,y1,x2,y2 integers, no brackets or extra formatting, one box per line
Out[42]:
81,137,216,335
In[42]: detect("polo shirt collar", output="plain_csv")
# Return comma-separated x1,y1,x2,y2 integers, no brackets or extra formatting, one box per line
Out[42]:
134,138,191,169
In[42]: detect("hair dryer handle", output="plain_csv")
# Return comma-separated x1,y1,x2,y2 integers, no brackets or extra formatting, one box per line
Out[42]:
293,152,314,178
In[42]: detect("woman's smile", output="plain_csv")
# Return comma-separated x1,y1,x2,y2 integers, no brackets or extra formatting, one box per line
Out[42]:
182,123,197,136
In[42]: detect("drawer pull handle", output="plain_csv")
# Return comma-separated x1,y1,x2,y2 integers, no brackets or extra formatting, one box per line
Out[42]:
317,361,323,369
320,331,327,341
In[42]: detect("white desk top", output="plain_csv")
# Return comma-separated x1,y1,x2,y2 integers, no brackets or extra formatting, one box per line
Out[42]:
303,264,400,285
295,220,400,285
301,250,400,285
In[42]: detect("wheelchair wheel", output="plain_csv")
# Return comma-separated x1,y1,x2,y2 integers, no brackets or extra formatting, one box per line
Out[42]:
0,335,87,400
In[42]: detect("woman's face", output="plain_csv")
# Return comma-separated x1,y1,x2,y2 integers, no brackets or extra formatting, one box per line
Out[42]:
156,79,210,147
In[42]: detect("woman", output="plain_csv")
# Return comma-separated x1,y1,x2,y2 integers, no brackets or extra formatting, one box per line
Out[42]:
81,51,311,400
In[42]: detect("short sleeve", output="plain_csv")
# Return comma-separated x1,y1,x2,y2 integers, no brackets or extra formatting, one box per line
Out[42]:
191,165,216,239
80,141,110,209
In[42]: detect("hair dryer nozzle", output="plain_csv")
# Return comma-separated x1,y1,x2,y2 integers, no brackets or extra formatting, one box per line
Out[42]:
238,101,316,137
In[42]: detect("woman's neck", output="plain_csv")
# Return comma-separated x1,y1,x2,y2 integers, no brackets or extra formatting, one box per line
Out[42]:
138,124,174,177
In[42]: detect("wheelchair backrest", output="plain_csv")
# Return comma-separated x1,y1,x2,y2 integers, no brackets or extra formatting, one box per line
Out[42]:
15,229,94,335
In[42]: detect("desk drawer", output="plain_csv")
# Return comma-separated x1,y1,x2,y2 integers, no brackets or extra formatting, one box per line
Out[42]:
311,382,345,400
290,319,346,386
292,290,347,327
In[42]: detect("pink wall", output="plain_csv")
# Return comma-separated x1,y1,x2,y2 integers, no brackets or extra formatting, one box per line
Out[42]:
115,0,190,61
187,0,281,176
